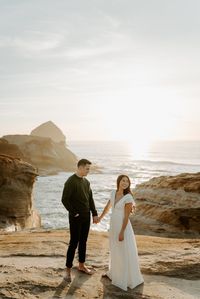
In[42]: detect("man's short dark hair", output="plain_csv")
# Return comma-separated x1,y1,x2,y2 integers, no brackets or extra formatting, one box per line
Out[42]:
77,159,92,167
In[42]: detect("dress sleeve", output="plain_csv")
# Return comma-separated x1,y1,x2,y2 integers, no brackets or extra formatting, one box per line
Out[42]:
124,194,135,206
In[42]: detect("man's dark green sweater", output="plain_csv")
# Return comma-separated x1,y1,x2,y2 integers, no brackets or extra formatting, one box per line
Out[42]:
61,174,98,217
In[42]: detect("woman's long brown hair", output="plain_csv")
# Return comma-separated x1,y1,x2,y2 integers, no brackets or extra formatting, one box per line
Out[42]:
116,175,133,196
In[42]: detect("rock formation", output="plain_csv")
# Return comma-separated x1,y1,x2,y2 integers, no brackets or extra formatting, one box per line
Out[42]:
2,134,77,175
0,155,41,231
0,229,199,299
0,138,24,159
31,120,66,144
131,172,200,236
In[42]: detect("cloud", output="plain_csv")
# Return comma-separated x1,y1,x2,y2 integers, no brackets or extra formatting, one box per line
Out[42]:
0,1,200,140
0,32,64,56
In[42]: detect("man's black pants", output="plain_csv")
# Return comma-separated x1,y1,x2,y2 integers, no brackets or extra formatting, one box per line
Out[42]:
66,212,90,268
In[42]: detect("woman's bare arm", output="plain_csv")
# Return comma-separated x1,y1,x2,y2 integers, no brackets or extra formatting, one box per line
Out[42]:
99,200,111,221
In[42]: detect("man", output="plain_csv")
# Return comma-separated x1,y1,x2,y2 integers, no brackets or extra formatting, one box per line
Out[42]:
61,158,98,282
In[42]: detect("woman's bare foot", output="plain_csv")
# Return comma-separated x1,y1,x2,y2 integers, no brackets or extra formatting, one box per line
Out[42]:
78,265,93,275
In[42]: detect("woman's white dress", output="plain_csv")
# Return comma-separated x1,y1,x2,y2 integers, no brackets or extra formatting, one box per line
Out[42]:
107,191,144,291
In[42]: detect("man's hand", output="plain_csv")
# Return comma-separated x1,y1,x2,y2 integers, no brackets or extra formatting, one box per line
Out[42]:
93,216,99,224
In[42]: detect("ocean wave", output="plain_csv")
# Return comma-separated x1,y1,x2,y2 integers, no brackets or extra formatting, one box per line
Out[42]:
34,140,200,231
130,159,200,167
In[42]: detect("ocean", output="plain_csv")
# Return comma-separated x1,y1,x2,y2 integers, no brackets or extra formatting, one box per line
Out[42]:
33,140,200,232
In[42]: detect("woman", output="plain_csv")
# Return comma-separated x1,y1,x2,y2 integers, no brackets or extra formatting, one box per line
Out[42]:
99,175,144,291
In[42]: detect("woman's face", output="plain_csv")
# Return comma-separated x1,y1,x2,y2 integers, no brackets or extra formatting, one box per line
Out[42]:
119,176,130,190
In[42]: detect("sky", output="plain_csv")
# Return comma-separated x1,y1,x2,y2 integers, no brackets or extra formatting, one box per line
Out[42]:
0,0,200,142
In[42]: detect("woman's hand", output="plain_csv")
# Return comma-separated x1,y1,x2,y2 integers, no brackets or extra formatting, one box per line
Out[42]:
118,231,124,241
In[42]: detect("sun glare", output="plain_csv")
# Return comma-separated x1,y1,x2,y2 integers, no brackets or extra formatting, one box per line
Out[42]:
128,138,151,160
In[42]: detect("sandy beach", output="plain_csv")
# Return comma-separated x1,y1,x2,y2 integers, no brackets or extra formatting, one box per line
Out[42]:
0,229,199,299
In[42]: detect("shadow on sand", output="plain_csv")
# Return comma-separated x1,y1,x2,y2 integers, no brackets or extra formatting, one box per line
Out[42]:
52,268,91,298
100,276,147,299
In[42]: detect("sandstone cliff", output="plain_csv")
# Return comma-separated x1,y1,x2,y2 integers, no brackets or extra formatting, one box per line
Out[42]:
2,134,77,175
131,172,200,237
0,138,24,159
31,120,66,144
0,155,41,231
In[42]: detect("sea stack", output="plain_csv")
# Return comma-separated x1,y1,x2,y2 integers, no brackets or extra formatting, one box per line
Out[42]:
31,120,66,144
2,121,77,175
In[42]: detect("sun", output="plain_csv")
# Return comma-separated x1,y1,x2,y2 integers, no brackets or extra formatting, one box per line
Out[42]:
127,135,152,160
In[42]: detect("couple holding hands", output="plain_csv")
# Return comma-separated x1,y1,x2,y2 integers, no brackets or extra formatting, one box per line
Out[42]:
61,159,144,291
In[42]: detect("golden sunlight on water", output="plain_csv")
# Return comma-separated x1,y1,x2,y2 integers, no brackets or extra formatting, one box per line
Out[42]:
128,139,151,160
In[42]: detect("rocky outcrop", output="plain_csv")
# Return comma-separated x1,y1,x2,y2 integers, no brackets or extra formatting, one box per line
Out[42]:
31,120,66,144
0,138,24,159
2,135,77,175
0,229,199,299
131,172,200,236
0,155,41,231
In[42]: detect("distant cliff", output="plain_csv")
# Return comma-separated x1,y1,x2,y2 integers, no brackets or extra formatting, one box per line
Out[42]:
0,138,24,159
2,134,77,175
131,172,200,237
0,121,77,175
31,120,66,144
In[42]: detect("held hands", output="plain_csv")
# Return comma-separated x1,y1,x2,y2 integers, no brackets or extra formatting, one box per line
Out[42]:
93,214,105,224
93,216,100,224
74,215,100,224
92,216,103,224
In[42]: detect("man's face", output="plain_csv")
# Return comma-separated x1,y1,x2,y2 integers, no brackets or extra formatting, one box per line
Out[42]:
79,164,91,176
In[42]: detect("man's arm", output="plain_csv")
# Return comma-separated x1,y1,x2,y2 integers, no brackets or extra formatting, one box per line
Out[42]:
61,178,76,214
88,186,98,217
